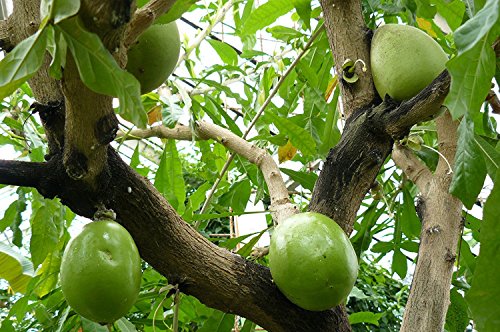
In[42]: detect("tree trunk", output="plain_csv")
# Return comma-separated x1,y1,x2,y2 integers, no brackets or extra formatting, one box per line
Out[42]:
400,112,463,331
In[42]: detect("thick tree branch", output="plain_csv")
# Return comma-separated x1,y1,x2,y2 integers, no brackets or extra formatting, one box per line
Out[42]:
310,71,451,234
0,149,349,332
125,0,177,48
119,121,298,223
195,121,297,223
0,160,45,188
400,111,463,332
60,1,131,185
319,0,377,117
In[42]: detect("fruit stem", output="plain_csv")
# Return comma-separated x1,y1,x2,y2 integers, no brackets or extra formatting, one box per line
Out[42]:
94,204,116,221
422,144,453,174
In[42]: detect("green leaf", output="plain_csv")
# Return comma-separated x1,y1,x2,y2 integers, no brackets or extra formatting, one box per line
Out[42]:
154,140,186,214
465,170,500,332
445,34,496,118
219,232,257,250
0,29,48,100
348,311,383,325
280,168,318,191
371,241,393,254
474,135,500,178
450,115,487,209
114,317,137,332
435,0,466,31
267,26,303,42
41,0,80,24
182,182,212,221
319,87,341,155
198,309,234,332
445,288,470,332
292,0,311,29
241,0,295,35
34,238,65,298
392,248,407,279
207,39,238,66
81,317,108,332
57,18,146,127
415,0,437,18
266,111,316,156
453,0,499,55
0,242,34,293
45,24,67,80
240,319,256,332
236,228,267,257
30,200,63,268
401,187,421,238
154,0,198,24
218,180,251,214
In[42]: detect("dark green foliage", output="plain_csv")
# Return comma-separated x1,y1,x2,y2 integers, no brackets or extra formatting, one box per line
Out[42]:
347,259,409,331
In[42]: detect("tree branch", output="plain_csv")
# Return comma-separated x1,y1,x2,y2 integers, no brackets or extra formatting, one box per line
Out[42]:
319,0,377,117
124,0,177,48
310,71,451,234
392,144,432,193
195,121,297,223
119,121,298,223
117,124,193,141
0,160,45,188
400,111,463,332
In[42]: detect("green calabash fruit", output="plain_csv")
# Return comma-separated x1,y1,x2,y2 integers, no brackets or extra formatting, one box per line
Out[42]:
269,212,358,311
370,24,448,101
126,22,180,94
60,220,142,323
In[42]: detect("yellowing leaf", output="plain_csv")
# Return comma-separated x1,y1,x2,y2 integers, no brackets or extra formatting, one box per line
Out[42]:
147,105,163,125
417,17,437,38
278,141,297,163
325,75,338,101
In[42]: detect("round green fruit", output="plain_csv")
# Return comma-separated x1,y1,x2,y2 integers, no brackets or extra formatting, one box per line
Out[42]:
269,212,358,311
60,220,142,323
370,24,448,101
126,22,180,94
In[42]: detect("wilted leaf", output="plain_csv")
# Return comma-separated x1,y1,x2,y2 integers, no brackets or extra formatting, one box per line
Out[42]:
147,105,163,125
278,140,297,163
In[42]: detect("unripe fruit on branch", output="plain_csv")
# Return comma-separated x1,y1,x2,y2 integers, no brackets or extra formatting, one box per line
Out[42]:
370,24,448,101
269,212,358,311
60,220,142,323
126,22,181,94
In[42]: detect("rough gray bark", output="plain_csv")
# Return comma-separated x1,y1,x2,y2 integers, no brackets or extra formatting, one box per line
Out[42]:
394,112,463,332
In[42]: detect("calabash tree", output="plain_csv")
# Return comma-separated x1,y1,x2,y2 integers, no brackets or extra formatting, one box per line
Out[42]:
0,0,498,331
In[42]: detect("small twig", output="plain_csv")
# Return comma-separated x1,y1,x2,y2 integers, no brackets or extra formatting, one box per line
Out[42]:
175,0,236,70
486,89,500,115
173,286,180,332
423,144,453,174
